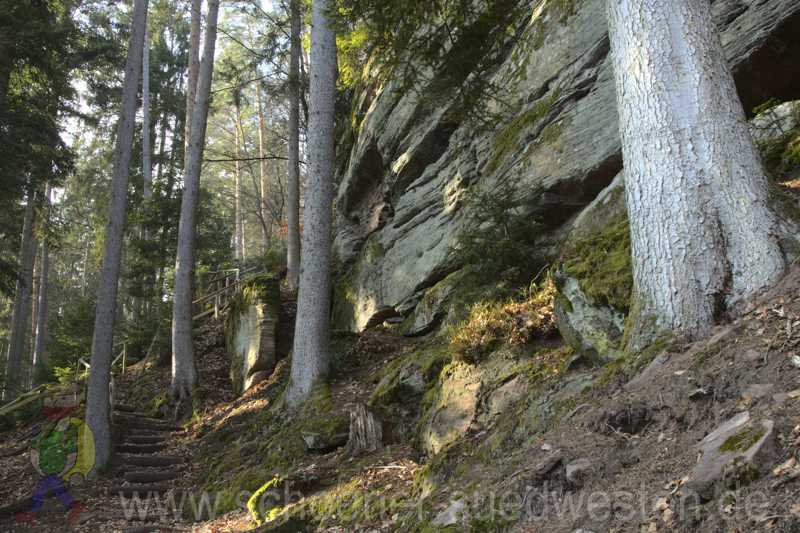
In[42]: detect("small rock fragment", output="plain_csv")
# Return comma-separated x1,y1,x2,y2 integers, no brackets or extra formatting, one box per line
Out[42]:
432,500,467,527
565,458,593,488
688,388,711,401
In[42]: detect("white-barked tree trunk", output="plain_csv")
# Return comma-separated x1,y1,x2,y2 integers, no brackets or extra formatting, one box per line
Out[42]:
286,0,302,291
285,0,337,408
85,0,149,471
607,0,786,342
171,0,219,404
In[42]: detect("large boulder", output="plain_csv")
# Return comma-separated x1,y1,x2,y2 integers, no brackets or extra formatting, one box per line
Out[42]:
226,277,281,393
332,0,800,332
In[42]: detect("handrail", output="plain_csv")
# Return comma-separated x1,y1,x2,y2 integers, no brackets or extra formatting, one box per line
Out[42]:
192,267,266,322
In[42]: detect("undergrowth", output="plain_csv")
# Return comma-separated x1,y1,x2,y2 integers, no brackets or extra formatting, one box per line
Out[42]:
448,277,557,363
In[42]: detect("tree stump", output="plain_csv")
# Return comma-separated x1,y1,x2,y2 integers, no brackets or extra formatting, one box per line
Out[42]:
346,404,382,455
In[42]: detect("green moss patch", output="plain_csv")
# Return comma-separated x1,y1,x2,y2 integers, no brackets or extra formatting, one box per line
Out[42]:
720,426,766,453
562,216,633,315
487,91,560,174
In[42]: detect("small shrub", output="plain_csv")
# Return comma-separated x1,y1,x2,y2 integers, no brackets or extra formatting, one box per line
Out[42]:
449,180,544,286
449,277,557,362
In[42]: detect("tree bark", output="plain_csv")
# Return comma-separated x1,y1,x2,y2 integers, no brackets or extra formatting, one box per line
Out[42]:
607,0,786,343
32,186,51,382
285,0,337,409
233,97,245,263
286,0,302,291
255,80,270,252
184,0,202,159
0,35,12,112
3,195,37,402
85,0,149,472
143,22,152,203
171,0,219,404
28,236,38,389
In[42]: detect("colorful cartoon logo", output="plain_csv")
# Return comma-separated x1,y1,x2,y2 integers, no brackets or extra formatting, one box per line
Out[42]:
15,386,94,528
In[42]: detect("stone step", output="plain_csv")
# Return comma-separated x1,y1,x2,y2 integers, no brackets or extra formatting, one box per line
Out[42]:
113,404,140,413
127,434,168,445
124,469,182,484
123,420,183,432
122,525,173,533
121,455,186,468
108,484,172,497
117,443,168,454
115,411,159,419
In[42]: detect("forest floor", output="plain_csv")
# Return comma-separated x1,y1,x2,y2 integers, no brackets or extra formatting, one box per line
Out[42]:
2,268,800,531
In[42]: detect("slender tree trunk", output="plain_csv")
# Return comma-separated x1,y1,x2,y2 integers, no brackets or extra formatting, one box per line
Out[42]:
27,239,38,390
155,109,168,183
607,0,786,344
143,22,152,203
184,0,202,159
81,243,89,297
0,35,12,111
171,0,219,404
286,0,302,290
3,196,37,401
85,0,149,472
255,80,270,252
285,0,337,408
233,100,245,263
32,186,51,382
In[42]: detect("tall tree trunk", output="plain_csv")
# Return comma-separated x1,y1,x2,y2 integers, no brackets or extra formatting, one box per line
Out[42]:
285,0,337,408
255,80,270,252
143,22,152,203
155,109,168,184
0,35,13,112
607,0,786,344
3,195,37,401
28,238,38,390
233,99,245,263
184,0,202,159
85,0,149,472
171,0,219,404
286,0,302,291
32,186,51,383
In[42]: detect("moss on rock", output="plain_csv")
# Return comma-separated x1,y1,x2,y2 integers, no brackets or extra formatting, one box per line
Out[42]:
562,216,633,315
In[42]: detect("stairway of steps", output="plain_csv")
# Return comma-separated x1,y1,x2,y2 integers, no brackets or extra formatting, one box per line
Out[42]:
107,405,188,533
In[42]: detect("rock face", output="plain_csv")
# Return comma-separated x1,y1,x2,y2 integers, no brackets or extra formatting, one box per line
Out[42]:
227,278,281,393
685,411,776,500
332,0,800,332
420,363,481,455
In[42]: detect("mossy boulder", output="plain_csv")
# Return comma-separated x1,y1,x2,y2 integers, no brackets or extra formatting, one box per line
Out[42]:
686,411,776,501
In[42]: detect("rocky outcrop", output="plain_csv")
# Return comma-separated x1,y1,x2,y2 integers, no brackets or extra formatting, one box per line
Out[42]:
226,278,281,393
333,0,800,332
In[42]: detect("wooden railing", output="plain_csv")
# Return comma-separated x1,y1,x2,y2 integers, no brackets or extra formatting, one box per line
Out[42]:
0,342,127,417
192,266,263,322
